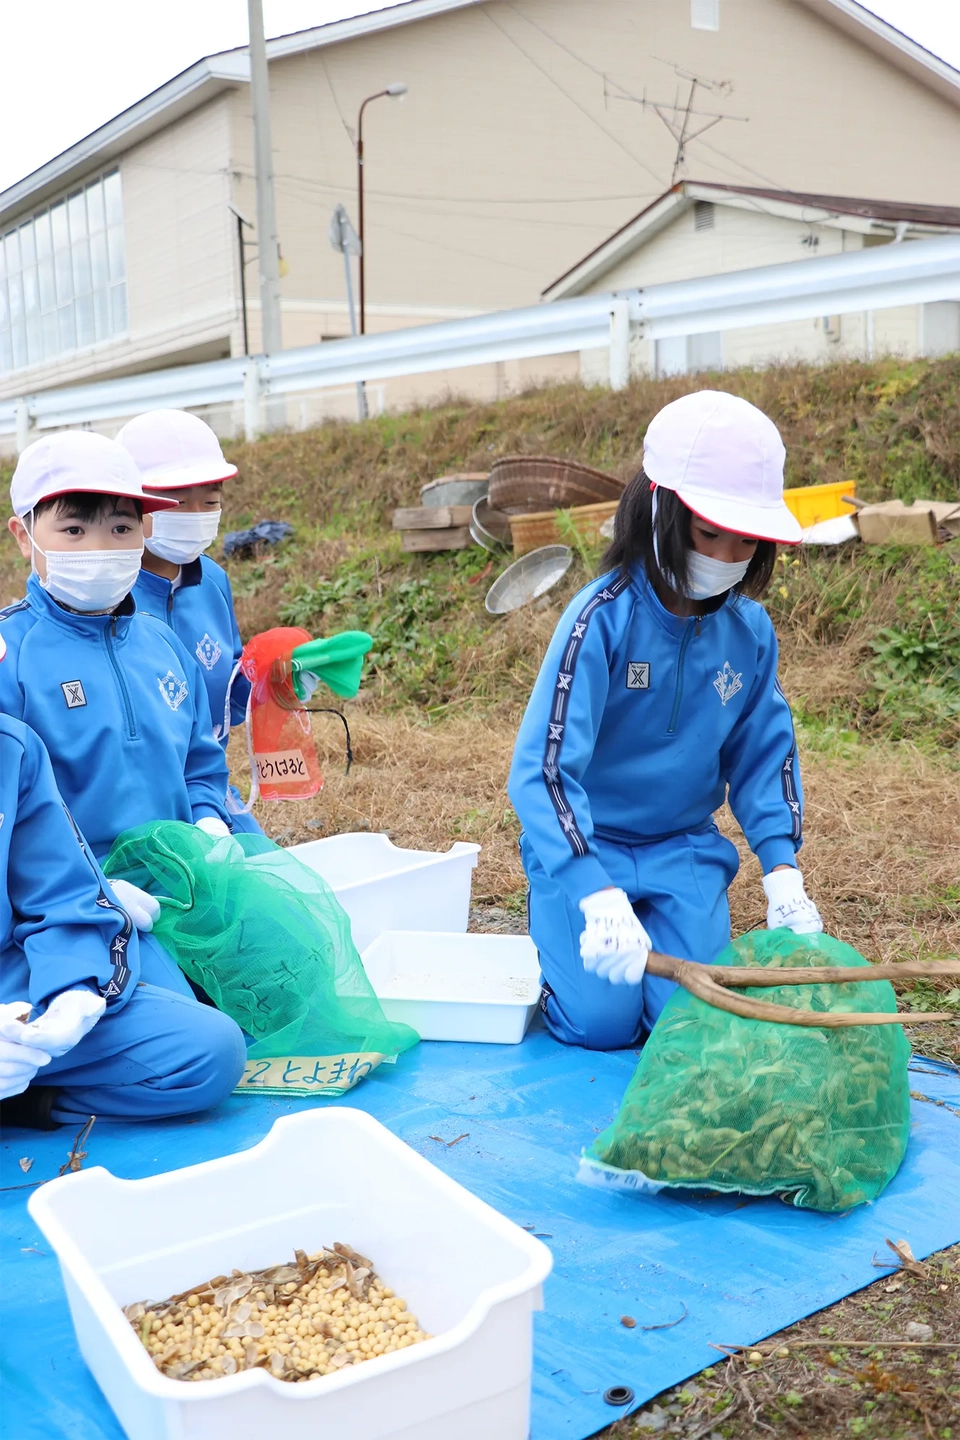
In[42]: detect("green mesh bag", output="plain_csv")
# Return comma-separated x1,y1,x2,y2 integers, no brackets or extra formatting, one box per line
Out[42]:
104,822,418,1097
584,931,911,1212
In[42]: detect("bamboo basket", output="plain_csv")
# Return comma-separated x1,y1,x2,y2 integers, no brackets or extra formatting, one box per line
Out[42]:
489,455,624,515
510,500,620,556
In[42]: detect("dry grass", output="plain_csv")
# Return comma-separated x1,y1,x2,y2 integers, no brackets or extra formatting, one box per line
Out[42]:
606,1245,960,1440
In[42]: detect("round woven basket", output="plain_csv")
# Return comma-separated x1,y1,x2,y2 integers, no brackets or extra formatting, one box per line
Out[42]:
488,455,624,515
510,500,621,556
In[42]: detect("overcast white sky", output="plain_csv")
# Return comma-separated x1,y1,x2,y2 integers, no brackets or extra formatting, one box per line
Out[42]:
1,0,958,195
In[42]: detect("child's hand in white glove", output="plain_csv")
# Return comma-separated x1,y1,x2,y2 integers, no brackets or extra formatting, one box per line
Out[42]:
0,990,106,1061
763,868,823,935
194,816,232,839
5,990,106,1059
578,888,651,985
0,1036,52,1100
109,878,161,932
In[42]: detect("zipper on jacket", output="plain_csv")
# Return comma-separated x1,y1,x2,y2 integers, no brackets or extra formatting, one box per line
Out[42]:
106,620,139,739
667,620,696,734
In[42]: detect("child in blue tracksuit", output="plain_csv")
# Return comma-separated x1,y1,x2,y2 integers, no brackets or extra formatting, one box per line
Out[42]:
509,391,824,1052
2,429,235,976
0,638,245,1129
117,410,261,835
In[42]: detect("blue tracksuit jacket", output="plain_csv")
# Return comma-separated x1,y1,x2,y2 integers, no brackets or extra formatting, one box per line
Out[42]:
0,713,138,1010
0,575,230,861
132,556,250,751
509,565,803,907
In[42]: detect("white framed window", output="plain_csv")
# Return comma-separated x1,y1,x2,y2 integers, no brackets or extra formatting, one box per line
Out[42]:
655,332,723,376
0,170,127,375
691,0,719,31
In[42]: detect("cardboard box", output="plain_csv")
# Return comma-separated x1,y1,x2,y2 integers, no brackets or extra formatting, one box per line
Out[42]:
853,500,960,546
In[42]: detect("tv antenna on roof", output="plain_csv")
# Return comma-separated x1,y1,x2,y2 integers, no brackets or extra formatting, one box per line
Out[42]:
605,66,748,184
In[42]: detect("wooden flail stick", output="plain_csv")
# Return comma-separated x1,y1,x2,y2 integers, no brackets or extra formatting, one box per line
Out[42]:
645,952,960,1027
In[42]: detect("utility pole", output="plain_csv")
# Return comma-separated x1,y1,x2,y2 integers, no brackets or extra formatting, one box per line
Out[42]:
228,204,255,356
247,0,283,358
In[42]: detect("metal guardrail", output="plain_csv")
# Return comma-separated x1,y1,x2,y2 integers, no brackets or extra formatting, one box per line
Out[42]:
2,236,959,450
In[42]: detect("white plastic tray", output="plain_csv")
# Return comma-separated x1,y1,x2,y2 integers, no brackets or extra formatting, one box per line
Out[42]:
287,833,480,953
28,1109,552,1440
361,931,542,1044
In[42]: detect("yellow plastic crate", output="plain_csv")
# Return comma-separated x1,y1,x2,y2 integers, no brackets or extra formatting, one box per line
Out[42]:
783,480,857,528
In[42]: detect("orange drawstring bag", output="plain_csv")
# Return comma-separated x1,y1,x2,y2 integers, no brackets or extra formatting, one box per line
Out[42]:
239,626,323,803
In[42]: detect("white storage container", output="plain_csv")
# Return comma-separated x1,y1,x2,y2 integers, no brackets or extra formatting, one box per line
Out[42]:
28,1109,552,1440
361,932,542,1044
287,833,480,952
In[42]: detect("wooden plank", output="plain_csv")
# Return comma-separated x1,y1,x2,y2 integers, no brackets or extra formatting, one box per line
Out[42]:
400,526,474,552
392,505,474,530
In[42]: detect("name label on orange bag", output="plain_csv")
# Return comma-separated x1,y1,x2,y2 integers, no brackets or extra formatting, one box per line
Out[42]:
254,748,308,782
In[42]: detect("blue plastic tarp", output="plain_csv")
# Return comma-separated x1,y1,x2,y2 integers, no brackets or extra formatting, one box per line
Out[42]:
2,1037,958,1440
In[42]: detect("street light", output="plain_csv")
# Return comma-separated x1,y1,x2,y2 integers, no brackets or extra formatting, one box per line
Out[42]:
357,83,408,335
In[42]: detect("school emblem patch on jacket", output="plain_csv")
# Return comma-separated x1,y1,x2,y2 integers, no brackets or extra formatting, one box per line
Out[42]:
158,670,189,711
195,633,222,671
713,661,743,706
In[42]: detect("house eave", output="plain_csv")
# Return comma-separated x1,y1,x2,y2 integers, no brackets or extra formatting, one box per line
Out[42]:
793,0,960,109
0,54,249,226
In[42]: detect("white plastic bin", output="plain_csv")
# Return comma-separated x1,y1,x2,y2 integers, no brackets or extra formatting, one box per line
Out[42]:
287,833,480,952
28,1109,552,1440
361,932,542,1044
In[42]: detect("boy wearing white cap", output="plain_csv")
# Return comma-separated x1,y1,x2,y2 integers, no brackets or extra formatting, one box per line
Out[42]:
116,410,259,833
509,391,822,1051
1,431,233,871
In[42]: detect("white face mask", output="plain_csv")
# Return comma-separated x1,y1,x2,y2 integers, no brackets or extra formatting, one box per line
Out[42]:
145,508,221,566
685,550,751,600
33,542,143,612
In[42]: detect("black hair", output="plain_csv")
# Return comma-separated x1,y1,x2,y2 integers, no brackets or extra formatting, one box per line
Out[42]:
32,491,144,524
601,466,777,607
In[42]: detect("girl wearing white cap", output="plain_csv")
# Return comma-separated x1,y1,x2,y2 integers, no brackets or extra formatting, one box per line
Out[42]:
509,391,822,1051
116,410,260,834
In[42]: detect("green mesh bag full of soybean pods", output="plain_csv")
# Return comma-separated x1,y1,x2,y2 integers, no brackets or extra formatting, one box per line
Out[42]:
104,821,419,1097
580,931,911,1212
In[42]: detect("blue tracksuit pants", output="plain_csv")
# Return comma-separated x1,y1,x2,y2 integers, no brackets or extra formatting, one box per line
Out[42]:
522,825,740,1051
41,936,246,1123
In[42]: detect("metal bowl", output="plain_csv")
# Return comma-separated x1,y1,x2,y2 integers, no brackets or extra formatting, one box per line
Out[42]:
470,495,513,552
485,545,573,615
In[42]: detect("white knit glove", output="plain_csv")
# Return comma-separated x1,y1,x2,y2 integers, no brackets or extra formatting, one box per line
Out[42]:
578,888,651,985
0,1034,52,1100
763,869,823,935
194,816,232,838
0,990,106,1059
109,878,161,932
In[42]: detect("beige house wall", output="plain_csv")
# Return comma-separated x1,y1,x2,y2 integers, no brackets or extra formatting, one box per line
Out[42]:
226,0,960,345
576,202,933,382
2,0,959,405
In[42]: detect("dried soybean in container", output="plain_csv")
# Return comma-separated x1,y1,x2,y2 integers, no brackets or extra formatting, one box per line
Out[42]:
124,1244,431,1383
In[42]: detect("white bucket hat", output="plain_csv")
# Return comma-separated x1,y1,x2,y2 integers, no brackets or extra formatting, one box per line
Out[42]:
643,390,802,544
116,409,238,490
10,432,178,518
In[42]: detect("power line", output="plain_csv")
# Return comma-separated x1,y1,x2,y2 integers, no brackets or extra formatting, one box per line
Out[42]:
482,8,668,189
272,175,646,229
